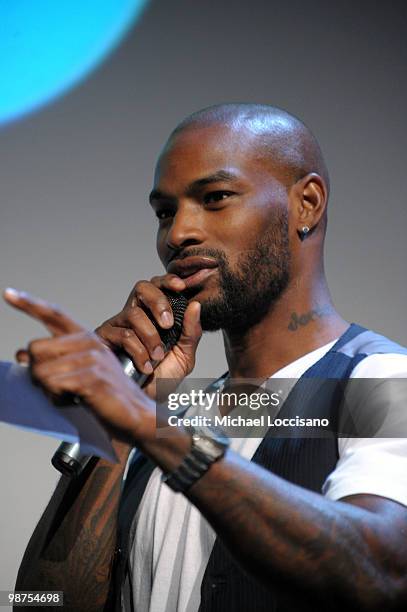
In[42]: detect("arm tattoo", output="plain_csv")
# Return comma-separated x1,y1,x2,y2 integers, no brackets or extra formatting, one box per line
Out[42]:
16,458,125,612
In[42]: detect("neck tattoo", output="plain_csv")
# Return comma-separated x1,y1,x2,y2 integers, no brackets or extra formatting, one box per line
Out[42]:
288,305,331,332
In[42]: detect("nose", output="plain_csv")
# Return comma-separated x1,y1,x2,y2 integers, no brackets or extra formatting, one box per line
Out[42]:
165,202,206,251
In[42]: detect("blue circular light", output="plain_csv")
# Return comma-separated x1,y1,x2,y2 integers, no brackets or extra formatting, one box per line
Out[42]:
0,0,149,126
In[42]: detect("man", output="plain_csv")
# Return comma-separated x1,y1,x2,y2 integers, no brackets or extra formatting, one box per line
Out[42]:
6,104,407,611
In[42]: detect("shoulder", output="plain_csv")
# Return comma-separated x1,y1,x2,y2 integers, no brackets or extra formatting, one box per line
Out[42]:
340,327,407,378
351,352,407,378
323,328,407,506
338,326,407,360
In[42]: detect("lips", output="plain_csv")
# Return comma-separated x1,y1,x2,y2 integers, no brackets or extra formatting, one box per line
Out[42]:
167,256,219,290
167,256,218,279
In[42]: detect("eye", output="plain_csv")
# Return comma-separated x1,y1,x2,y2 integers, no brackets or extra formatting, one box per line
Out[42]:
204,191,233,205
155,208,174,220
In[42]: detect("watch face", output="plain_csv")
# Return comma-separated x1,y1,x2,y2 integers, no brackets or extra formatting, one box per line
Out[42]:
191,426,230,452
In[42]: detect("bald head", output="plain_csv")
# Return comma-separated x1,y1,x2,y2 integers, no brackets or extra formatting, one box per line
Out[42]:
169,103,330,196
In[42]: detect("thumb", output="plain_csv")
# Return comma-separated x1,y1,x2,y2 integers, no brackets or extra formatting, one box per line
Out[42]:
175,300,202,364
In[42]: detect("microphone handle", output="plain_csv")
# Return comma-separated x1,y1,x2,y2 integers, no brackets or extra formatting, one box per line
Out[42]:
51,441,90,477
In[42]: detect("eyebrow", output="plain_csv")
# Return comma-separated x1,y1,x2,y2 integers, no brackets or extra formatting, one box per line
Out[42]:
149,169,240,204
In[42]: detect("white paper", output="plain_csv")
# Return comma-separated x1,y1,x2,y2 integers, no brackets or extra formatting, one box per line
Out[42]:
0,361,118,462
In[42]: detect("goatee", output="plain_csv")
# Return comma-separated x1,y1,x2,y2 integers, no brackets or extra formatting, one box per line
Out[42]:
183,209,290,333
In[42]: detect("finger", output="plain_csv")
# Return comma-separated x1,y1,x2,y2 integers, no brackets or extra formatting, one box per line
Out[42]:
176,300,202,358
96,322,127,349
27,332,102,364
123,307,165,363
96,325,153,375
150,274,186,293
32,366,100,401
16,349,30,364
97,320,161,370
131,279,183,329
95,313,127,336
39,368,139,436
32,350,98,381
97,274,186,338
3,288,83,336
96,318,158,372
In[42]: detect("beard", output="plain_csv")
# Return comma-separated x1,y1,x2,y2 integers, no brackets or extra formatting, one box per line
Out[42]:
182,209,290,333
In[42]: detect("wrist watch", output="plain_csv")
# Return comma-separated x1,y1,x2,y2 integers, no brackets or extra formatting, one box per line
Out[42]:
161,426,230,493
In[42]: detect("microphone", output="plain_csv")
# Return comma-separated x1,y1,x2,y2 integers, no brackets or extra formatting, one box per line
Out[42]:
51,291,188,477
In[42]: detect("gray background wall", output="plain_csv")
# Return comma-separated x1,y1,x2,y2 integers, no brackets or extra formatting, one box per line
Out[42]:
1,0,406,593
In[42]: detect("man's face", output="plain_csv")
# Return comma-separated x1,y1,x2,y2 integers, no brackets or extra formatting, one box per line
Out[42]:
149,124,291,332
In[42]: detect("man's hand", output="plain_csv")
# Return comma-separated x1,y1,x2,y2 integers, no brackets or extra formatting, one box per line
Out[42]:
3,288,156,445
94,274,202,399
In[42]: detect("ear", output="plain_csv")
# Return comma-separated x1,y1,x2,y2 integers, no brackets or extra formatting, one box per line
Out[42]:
290,173,328,239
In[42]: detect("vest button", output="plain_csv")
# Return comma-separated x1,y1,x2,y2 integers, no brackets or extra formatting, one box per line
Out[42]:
210,576,226,590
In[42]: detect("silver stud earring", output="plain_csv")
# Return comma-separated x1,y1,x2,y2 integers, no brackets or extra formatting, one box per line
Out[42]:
299,225,310,241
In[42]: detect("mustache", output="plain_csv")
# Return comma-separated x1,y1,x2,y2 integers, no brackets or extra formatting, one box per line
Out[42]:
169,247,227,265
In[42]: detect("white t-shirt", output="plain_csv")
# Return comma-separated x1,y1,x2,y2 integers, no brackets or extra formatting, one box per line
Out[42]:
128,341,407,612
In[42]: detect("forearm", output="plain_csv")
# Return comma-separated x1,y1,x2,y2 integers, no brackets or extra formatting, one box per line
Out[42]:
15,440,132,612
190,452,403,608
141,429,406,610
